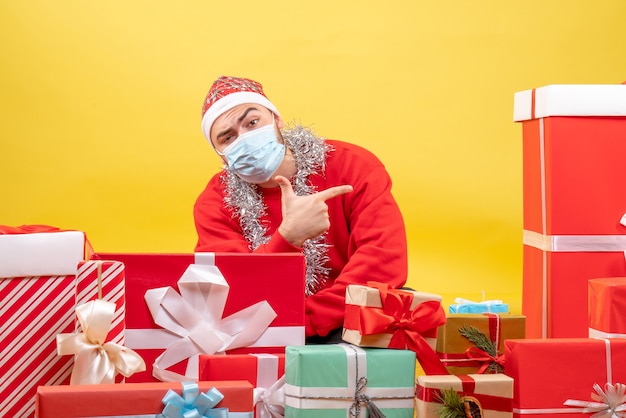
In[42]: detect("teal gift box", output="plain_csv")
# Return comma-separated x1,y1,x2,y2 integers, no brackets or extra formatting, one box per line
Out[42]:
284,344,415,418
448,297,509,314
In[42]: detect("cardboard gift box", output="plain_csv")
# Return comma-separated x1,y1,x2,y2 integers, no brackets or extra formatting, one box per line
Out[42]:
504,338,626,417
589,277,626,339
0,226,86,418
436,313,525,375
342,283,448,375
90,252,306,382
35,380,254,417
416,373,513,418
284,344,415,418
514,84,626,338
199,353,285,418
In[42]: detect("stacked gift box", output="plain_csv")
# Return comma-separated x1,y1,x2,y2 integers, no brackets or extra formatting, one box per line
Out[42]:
5,84,626,418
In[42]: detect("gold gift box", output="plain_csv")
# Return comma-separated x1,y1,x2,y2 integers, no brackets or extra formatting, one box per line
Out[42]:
436,313,525,374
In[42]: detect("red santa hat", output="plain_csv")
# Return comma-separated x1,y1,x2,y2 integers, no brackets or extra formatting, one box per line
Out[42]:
201,75,280,141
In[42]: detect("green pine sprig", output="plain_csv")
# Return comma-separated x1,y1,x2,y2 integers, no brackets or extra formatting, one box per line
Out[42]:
458,325,504,373
436,388,466,418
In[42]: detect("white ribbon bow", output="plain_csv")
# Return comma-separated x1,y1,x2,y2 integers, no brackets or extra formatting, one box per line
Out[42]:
564,383,626,418
57,299,146,385
144,263,277,382
254,375,286,418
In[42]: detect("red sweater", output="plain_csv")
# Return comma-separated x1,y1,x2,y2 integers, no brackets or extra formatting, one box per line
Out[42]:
194,139,408,337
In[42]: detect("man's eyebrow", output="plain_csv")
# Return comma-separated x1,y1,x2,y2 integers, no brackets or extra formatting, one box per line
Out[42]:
237,106,259,123
216,107,260,140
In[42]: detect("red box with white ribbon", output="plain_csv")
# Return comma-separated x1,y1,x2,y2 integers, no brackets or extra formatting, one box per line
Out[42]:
504,338,626,418
0,226,86,418
514,84,626,338
90,252,306,383
199,353,285,418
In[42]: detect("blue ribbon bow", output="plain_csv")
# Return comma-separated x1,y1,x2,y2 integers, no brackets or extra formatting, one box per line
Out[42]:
161,382,229,418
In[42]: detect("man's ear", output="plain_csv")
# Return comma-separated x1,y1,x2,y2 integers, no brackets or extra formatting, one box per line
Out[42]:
274,112,285,129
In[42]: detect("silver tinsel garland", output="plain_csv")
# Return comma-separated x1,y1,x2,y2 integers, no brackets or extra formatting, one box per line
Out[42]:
221,124,333,295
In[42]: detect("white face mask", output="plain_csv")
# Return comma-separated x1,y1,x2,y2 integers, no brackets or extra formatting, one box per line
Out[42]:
221,119,285,184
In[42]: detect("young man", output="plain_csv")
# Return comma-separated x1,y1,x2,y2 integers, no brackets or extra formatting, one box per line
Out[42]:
194,75,408,342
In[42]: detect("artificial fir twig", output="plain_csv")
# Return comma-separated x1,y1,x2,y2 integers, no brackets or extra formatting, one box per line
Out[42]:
458,325,504,373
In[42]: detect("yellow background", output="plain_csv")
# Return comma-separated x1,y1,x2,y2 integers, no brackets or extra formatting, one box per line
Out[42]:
2,1,625,314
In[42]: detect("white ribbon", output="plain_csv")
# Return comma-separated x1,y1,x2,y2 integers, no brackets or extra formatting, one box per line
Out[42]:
57,299,146,385
564,383,626,417
251,354,285,418
254,375,286,418
144,263,277,382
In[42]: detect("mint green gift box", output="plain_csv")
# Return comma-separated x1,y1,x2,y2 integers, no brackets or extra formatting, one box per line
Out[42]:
284,344,415,418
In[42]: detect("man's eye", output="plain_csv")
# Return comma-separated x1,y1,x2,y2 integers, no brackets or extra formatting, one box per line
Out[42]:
249,118,259,127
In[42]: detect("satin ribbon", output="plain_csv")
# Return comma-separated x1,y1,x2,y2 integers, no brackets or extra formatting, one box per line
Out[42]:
251,354,285,418
254,375,286,418
348,282,448,375
144,263,277,381
564,383,626,417
56,299,146,384
416,374,512,412
463,347,506,374
162,382,228,418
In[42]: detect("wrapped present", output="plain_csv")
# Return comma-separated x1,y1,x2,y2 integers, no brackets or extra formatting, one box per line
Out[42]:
449,297,509,314
504,338,626,417
199,353,285,418
0,225,86,418
35,380,254,417
589,277,626,339
514,84,626,338
90,252,306,382
416,373,513,418
342,282,448,375
76,260,126,345
436,313,525,375
284,344,415,417
57,299,145,385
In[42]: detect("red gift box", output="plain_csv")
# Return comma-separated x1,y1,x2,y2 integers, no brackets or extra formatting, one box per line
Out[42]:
589,277,626,338
90,252,306,382
514,84,626,338
35,380,253,417
0,226,86,418
199,353,285,418
504,338,626,417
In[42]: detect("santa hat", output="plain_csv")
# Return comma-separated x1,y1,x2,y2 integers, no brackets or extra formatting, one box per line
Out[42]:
201,75,280,141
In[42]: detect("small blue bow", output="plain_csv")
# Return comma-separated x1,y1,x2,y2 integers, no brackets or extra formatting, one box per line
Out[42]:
161,382,229,418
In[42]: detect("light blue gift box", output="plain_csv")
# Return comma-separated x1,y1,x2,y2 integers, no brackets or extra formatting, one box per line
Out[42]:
284,344,415,418
448,297,509,314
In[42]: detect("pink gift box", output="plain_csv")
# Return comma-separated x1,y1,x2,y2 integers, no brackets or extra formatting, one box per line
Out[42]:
91,252,306,382
514,84,626,338
0,227,86,417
